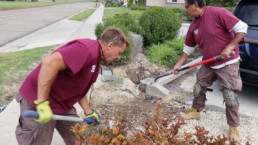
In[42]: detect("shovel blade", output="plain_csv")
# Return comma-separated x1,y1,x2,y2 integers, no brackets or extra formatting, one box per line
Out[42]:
140,77,155,85
100,120,115,129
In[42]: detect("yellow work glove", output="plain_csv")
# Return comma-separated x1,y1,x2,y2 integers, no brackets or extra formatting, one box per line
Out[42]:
85,111,99,125
34,100,53,124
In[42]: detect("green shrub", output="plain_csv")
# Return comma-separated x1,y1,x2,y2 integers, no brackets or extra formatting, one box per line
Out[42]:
104,14,143,35
183,11,194,21
128,0,133,7
105,3,122,7
113,3,121,7
145,38,185,68
224,7,234,12
168,7,185,17
164,37,185,52
95,14,143,63
139,6,181,46
131,5,146,11
105,3,112,7
95,23,105,40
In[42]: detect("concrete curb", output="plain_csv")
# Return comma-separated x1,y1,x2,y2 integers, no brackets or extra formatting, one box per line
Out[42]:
146,57,202,97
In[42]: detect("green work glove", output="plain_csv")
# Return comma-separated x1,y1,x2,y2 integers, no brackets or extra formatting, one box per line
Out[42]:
34,100,53,124
85,111,99,125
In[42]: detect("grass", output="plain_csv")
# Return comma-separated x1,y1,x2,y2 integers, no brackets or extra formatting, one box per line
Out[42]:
145,38,185,68
0,1,99,10
0,1,71,10
103,7,144,21
0,45,58,106
69,8,96,21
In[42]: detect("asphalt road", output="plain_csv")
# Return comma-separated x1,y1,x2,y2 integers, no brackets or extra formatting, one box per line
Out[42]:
0,2,95,47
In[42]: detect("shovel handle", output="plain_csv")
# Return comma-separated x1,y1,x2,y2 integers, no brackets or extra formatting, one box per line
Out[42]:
23,110,95,124
179,51,235,71
154,51,235,82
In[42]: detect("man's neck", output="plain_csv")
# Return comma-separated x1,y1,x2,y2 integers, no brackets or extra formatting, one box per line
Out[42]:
196,7,205,18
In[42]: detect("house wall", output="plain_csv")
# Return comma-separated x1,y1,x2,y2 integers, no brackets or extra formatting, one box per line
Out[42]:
146,0,166,7
167,0,184,4
166,0,185,8
146,0,185,8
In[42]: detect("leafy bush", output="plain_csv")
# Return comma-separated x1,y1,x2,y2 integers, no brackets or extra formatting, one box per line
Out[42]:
139,6,182,46
128,0,133,7
95,14,143,63
183,11,194,21
224,7,234,12
105,3,122,7
95,13,143,39
131,4,146,11
168,7,185,17
105,3,113,7
113,3,122,7
205,0,239,7
164,38,185,52
72,102,248,144
145,38,185,68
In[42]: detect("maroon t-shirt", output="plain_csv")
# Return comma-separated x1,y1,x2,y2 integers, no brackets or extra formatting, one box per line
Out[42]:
19,39,101,114
185,7,240,67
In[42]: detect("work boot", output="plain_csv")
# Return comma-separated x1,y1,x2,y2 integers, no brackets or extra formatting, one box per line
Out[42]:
181,108,200,120
229,126,241,142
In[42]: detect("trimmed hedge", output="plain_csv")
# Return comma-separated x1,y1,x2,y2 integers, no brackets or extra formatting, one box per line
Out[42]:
139,6,182,46
95,14,143,63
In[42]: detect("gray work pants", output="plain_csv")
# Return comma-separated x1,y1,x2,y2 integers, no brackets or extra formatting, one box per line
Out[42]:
15,93,78,145
193,61,241,127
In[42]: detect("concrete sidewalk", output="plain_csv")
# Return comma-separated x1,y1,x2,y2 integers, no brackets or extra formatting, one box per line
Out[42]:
0,4,104,145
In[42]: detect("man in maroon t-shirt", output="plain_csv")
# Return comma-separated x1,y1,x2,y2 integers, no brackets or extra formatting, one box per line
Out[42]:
172,0,247,142
15,27,129,145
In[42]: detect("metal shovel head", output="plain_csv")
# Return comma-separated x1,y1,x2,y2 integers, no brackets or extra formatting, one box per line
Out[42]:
140,77,155,85
140,72,172,85
99,120,115,129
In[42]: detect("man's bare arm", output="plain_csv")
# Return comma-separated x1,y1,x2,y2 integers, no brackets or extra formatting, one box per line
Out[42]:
79,96,92,115
221,32,245,59
37,52,67,103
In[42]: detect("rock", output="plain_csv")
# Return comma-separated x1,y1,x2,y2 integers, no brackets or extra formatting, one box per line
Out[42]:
125,53,167,84
90,68,140,106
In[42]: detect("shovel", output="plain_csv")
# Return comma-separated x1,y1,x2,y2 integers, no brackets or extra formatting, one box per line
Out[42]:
23,110,113,128
140,51,235,85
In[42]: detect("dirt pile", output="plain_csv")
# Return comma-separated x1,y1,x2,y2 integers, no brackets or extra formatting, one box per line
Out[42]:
90,70,140,106
125,53,167,84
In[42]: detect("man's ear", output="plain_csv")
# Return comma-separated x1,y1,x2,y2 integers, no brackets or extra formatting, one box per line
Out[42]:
194,1,198,7
107,42,113,50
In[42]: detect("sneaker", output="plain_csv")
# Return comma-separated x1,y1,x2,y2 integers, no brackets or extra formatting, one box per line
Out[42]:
229,126,241,142
181,108,200,120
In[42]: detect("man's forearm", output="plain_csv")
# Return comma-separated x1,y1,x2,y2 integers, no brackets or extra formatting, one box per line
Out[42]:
79,96,92,115
221,32,245,59
226,32,245,51
177,52,189,66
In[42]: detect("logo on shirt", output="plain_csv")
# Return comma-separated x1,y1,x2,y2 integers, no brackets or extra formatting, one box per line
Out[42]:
91,65,96,72
194,29,199,35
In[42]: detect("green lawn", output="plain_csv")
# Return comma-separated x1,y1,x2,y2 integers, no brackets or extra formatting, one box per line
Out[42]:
69,8,96,21
0,1,66,10
103,7,144,20
0,45,58,106
0,1,95,10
